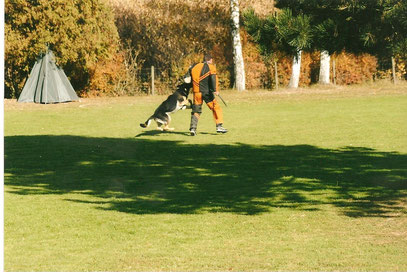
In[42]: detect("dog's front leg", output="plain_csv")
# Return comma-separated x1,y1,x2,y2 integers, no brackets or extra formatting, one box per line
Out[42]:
184,99,193,109
179,97,193,110
179,97,188,110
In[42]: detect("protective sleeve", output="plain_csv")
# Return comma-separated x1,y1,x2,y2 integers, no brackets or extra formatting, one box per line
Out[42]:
208,64,218,93
183,64,196,84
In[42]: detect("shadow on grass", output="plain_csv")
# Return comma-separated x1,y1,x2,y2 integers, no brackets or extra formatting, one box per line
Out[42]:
5,135,407,217
135,130,191,137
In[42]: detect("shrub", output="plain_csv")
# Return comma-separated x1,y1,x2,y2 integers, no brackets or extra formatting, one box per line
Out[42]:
5,0,121,98
334,52,377,85
109,0,234,93
243,49,378,89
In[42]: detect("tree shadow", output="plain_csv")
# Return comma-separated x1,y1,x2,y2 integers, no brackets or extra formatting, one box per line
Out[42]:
4,135,407,217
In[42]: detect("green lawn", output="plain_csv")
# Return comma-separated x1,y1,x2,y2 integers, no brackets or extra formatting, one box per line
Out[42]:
4,83,407,271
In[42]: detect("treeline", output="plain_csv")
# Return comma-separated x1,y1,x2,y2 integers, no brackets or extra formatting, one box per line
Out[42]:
244,0,407,88
5,0,407,98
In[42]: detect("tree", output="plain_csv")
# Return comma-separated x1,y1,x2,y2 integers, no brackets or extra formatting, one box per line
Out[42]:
243,9,276,57
5,0,120,98
331,0,406,81
230,0,246,91
275,0,344,85
243,8,280,89
275,0,390,85
379,0,407,81
244,8,313,89
314,18,341,84
271,9,313,88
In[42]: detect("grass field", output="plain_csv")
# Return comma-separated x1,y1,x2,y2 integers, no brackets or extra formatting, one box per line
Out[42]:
4,82,407,271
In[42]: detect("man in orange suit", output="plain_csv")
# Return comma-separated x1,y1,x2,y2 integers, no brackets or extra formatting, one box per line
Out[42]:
188,53,227,136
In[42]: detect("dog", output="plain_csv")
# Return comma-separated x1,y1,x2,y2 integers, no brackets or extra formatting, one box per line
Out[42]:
140,82,192,131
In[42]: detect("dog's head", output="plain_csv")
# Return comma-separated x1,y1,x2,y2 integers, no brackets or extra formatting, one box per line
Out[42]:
176,82,192,97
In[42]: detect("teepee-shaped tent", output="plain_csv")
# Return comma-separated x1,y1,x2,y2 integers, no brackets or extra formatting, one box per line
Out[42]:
18,49,79,103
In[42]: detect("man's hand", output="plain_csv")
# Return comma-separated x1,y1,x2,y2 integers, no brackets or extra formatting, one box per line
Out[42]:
214,91,219,96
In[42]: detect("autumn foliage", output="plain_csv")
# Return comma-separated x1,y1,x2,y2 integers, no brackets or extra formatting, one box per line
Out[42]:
5,0,385,98
5,0,121,98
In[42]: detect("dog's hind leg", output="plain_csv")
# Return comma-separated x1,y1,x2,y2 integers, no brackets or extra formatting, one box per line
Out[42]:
163,114,174,131
140,116,153,128
155,118,165,131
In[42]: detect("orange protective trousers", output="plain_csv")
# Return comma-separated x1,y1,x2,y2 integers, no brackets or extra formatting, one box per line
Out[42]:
193,92,223,125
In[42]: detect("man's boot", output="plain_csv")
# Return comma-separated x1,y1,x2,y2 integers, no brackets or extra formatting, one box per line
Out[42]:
190,114,199,136
216,123,228,133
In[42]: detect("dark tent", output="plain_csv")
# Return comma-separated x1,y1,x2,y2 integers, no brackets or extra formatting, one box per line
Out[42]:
18,50,79,104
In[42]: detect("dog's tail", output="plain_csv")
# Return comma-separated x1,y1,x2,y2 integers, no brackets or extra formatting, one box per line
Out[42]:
140,116,153,128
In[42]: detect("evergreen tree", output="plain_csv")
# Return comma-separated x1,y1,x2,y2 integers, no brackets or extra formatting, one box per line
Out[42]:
243,9,276,57
276,0,344,84
335,0,406,79
273,9,313,88
379,0,407,79
244,8,313,88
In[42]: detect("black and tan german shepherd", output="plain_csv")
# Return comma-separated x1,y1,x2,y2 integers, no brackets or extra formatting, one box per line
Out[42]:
140,82,192,131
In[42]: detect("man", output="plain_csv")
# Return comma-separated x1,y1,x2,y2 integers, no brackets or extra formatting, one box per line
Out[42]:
187,53,228,136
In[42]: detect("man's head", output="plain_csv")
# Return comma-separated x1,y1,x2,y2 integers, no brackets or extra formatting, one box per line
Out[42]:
203,53,213,64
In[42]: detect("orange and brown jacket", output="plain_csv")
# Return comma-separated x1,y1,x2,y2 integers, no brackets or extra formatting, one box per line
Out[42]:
190,62,219,94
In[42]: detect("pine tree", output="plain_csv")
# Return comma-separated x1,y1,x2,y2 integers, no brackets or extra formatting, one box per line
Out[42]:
271,9,313,88
314,18,341,84
380,0,407,80
276,0,344,85
244,8,312,88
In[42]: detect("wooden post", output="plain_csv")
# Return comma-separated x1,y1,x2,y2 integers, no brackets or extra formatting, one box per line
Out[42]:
274,61,278,90
391,56,396,84
151,65,155,95
332,58,336,85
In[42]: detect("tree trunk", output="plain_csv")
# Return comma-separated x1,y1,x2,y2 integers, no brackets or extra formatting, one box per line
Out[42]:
274,61,279,90
319,50,330,84
288,50,302,88
391,56,397,84
230,0,246,91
